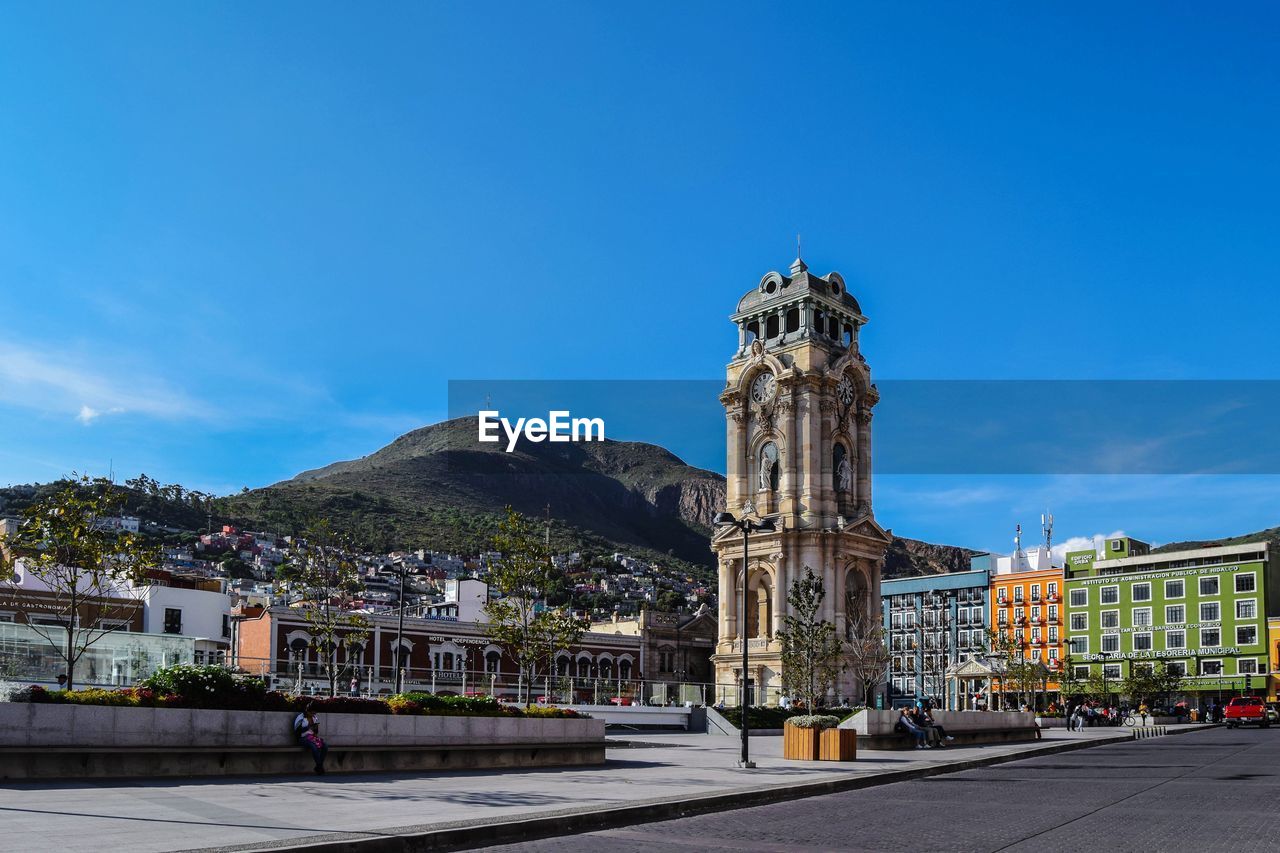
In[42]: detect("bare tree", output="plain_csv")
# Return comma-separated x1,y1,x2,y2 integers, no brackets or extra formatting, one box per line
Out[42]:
0,476,159,690
845,595,890,707
482,508,587,706
281,521,370,697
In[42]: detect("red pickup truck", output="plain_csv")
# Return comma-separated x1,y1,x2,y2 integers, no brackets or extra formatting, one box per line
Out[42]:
1223,696,1271,728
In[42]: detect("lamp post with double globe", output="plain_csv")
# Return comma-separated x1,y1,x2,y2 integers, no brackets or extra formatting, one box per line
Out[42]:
714,511,776,769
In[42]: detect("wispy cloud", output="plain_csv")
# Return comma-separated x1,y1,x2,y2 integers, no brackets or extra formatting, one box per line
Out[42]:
0,341,211,424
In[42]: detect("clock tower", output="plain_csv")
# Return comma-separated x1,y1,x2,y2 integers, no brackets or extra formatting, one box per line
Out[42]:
711,256,891,703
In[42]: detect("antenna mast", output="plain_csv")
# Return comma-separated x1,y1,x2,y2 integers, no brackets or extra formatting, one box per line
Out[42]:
1042,512,1054,552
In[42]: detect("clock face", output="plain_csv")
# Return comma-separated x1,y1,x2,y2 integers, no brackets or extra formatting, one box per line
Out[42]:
837,375,855,407
750,371,776,404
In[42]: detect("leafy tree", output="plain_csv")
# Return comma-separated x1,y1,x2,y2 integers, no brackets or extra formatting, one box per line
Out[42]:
288,520,370,697
0,476,160,690
776,566,844,710
482,508,587,706
655,589,684,613
218,555,255,580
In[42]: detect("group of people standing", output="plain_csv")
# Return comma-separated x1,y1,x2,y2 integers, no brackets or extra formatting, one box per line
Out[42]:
896,704,955,749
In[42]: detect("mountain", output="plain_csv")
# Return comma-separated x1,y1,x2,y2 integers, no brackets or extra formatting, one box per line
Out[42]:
223,417,726,573
1152,526,1280,556
222,416,976,580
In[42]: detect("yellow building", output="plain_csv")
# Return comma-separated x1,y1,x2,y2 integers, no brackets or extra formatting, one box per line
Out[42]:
1268,617,1280,701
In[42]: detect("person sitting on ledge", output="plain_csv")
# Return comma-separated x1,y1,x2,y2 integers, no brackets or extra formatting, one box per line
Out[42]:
920,707,955,746
294,702,328,775
897,707,928,749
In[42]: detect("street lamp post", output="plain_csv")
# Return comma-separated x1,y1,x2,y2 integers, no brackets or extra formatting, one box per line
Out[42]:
1098,652,1112,706
714,511,776,769
389,561,410,694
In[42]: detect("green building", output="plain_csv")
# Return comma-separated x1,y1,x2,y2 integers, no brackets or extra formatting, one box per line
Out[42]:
1063,535,1273,704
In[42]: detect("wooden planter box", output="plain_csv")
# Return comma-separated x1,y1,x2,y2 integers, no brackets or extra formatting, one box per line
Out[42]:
782,722,821,760
819,727,856,761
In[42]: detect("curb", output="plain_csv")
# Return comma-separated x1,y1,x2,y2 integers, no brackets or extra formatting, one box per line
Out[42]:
205,729,1200,853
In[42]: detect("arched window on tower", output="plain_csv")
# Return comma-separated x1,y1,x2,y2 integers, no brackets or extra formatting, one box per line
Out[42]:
746,321,759,342
785,307,799,334
842,323,853,347
766,315,779,339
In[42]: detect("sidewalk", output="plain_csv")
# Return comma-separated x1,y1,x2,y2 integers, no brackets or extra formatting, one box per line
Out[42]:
0,726,1190,853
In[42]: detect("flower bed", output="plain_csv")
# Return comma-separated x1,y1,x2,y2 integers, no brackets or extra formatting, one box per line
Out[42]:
8,665,585,719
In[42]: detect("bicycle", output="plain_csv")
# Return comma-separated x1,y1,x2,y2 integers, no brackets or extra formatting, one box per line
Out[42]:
1124,712,1150,727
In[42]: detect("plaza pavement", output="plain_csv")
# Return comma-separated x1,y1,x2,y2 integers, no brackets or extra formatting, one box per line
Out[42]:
0,725,1195,853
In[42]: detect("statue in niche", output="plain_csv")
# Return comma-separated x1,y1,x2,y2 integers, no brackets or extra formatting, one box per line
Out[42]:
837,456,853,493
758,442,778,491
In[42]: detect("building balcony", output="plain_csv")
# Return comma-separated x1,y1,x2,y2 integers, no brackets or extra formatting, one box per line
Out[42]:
1046,593,1060,604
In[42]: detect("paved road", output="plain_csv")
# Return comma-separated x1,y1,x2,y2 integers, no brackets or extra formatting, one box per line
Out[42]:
481,727,1280,852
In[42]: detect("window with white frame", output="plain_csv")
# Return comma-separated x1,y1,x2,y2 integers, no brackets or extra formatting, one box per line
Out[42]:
1199,576,1219,596
1048,604,1058,621
1069,588,1087,607
1200,659,1223,676
1031,605,1041,621
1199,627,1220,647
1049,626,1059,642
1101,586,1119,605
1101,634,1120,653
1133,607,1152,627
1167,661,1187,677
1166,630,1186,650
1200,601,1220,622
1073,665,1090,679
997,586,1008,602
1237,599,1257,619
1031,627,1041,642
1048,581,1058,597
1236,573,1256,593
1103,664,1121,680
1048,647,1059,661
1238,658,1260,675
1165,579,1185,599
1014,607,1024,622
1132,582,1151,602
1068,636,1088,655
1031,583,1041,600
1070,613,1087,631
1133,632,1153,651
1101,610,1120,629
1166,604,1185,624
1237,625,1258,646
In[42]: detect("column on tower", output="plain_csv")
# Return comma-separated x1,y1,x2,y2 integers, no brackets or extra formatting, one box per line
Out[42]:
778,391,796,517
797,377,819,523
772,553,788,635
856,408,873,513
726,406,745,511
718,558,735,642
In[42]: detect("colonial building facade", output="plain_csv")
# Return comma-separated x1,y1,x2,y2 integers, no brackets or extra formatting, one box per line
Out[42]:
712,257,892,702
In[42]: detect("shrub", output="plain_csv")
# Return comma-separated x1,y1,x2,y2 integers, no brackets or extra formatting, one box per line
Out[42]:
786,714,841,730
398,692,507,716
718,705,808,729
523,705,583,718
138,664,260,706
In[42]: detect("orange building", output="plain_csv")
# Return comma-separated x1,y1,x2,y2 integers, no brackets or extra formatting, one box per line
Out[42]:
977,544,1065,709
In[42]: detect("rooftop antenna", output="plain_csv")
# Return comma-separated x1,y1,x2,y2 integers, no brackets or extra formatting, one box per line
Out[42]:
1041,512,1054,552
796,233,802,261
1014,523,1023,554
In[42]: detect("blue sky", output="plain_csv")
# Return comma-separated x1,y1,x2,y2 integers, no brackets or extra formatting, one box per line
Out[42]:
2,4,1279,554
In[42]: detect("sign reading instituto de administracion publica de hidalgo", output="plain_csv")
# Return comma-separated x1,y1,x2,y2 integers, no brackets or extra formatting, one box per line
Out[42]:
711,257,892,704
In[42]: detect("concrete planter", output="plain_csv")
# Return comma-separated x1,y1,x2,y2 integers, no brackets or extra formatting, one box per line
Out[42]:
0,702,606,779
0,702,602,749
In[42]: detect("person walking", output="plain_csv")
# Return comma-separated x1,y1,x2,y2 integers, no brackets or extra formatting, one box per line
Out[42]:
294,702,328,775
